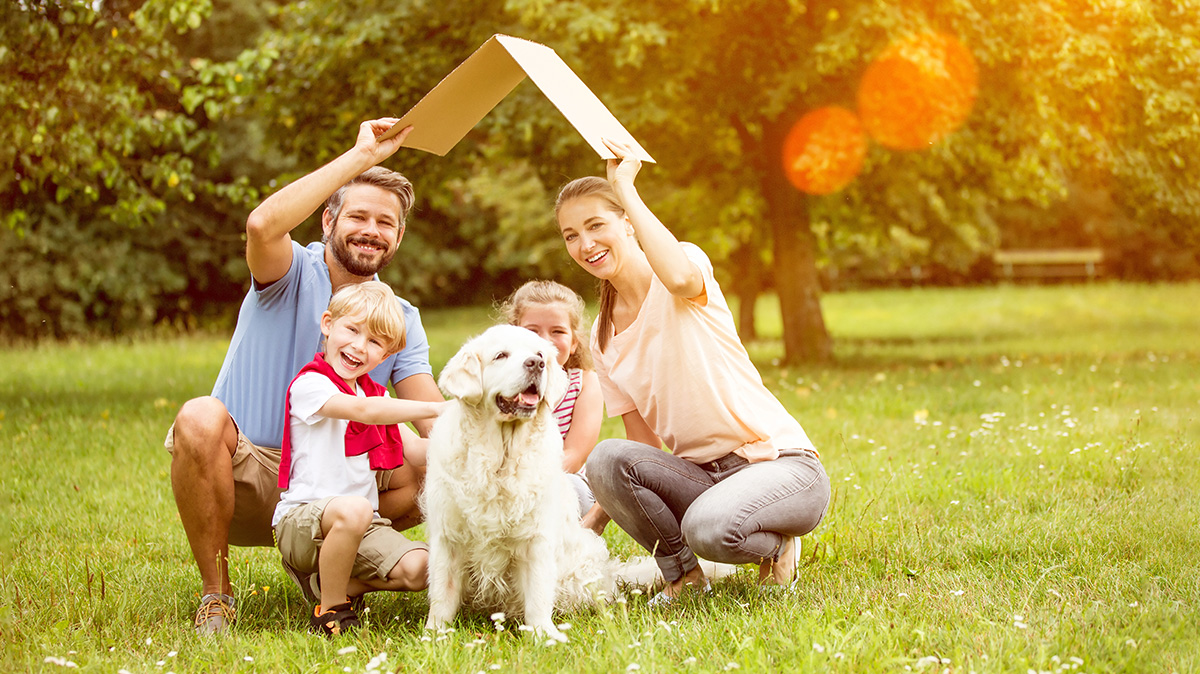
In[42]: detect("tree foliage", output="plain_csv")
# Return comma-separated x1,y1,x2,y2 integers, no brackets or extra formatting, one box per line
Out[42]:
4,0,1198,348
503,0,1200,360
1,0,259,337
214,0,617,306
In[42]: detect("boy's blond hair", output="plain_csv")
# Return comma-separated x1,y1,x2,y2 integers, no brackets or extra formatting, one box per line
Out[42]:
498,280,592,371
327,281,407,354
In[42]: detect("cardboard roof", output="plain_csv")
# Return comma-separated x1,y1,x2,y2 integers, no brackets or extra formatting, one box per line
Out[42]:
376,34,654,163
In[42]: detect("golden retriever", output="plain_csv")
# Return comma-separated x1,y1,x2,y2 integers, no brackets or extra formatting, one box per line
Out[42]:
422,325,614,643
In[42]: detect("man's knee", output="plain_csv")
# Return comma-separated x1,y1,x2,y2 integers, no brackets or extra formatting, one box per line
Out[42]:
390,548,429,589
172,397,237,462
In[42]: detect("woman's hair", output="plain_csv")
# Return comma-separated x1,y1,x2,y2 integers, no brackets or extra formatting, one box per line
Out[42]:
327,280,407,354
325,166,415,229
499,280,593,370
554,176,623,354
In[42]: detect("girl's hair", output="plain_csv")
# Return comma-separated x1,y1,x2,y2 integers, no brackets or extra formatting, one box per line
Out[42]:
554,176,623,354
327,281,407,354
499,280,593,370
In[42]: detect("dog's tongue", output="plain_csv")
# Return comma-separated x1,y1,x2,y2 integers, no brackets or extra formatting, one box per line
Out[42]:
519,391,539,406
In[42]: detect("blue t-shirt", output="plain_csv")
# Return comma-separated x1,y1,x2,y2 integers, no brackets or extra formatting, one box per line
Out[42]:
210,241,432,449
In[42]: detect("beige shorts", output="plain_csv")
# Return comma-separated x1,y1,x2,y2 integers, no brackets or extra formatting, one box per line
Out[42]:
165,421,400,547
273,496,427,581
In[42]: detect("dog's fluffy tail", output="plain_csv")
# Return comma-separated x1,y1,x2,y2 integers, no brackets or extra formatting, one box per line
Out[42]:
555,528,617,609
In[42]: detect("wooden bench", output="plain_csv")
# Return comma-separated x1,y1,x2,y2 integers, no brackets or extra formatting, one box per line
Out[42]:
993,248,1105,281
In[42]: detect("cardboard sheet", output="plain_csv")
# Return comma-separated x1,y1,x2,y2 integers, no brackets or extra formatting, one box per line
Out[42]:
377,34,654,163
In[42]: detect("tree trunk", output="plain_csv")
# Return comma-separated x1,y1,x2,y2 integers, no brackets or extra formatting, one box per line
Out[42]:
762,118,833,364
738,287,760,341
729,242,761,340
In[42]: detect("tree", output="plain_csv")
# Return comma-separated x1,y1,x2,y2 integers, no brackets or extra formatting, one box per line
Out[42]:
195,0,613,307
507,0,1200,362
187,0,1200,345
507,0,922,362
0,0,259,337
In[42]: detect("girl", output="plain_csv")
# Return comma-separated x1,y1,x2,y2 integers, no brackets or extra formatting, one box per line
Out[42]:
500,280,604,519
554,139,831,605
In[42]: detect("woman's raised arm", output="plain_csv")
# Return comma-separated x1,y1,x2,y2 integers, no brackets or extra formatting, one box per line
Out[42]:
603,139,705,299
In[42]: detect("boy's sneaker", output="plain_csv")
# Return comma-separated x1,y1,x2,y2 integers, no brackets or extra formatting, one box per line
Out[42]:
281,560,320,605
281,560,369,614
310,601,361,636
194,593,236,636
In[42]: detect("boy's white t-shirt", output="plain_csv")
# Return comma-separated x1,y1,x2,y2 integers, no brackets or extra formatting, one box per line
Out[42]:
271,372,379,527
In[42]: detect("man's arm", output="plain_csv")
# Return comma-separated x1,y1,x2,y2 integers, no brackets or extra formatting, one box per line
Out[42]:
244,119,412,286
393,372,443,438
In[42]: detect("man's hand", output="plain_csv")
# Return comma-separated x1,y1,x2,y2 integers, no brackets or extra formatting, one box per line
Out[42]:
245,118,414,285
356,118,412,166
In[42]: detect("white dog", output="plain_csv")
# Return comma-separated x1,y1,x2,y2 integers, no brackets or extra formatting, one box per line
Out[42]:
422,325,614,642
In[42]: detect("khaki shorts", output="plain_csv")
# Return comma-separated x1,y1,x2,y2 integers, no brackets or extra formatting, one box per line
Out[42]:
274,496,427,581
164,421,400,547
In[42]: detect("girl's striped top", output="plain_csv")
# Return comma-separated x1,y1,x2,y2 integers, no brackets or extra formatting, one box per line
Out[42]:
553,367,583,438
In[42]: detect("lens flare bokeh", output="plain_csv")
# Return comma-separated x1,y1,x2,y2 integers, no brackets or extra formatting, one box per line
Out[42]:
857,33,979,151
781,106,868,195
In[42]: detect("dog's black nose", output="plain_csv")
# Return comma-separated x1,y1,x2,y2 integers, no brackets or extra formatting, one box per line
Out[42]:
525,356,544,371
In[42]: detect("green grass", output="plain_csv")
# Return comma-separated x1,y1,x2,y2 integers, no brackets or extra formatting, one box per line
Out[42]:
2,281,1198,673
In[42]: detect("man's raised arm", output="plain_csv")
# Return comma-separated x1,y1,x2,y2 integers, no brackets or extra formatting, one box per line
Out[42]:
244,119,413,286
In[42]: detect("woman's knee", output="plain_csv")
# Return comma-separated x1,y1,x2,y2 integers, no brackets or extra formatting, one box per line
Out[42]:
583,440,626,490
587,439,625,470
680,507,730,560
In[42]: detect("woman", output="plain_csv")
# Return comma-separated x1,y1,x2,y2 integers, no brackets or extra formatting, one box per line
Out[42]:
557,139,830,604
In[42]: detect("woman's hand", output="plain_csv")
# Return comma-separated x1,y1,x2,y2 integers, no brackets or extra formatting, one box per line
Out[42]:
581,503,611,536
602,140,705,300
603,137,642,189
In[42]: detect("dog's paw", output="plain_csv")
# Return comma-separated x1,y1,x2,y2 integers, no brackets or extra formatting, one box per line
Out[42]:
526,623,568,644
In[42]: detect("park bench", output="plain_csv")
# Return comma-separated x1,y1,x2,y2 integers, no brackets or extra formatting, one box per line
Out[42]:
993,248,1105,281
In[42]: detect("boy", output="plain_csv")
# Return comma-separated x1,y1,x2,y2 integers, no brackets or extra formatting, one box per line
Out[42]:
272,281,448,635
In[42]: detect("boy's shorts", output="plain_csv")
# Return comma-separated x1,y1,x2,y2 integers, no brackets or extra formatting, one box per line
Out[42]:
273,496,427,581
164,421,402,547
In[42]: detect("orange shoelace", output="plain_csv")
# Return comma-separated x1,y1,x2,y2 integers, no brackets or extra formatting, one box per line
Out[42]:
194,596,236,629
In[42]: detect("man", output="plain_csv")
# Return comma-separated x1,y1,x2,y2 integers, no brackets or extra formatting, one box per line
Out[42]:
167,119,443,635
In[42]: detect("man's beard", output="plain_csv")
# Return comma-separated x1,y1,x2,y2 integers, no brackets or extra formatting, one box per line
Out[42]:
328,227,396,277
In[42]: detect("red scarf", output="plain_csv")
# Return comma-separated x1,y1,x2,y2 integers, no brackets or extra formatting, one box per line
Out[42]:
278,352,405,489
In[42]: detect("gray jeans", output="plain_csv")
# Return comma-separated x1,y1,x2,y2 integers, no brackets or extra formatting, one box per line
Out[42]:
588,439,830,583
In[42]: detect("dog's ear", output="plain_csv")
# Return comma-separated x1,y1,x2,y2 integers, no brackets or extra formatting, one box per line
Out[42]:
544,357,568,413
439,348,484,404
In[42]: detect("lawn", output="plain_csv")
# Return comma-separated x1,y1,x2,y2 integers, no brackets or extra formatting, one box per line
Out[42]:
2,282,1198,673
